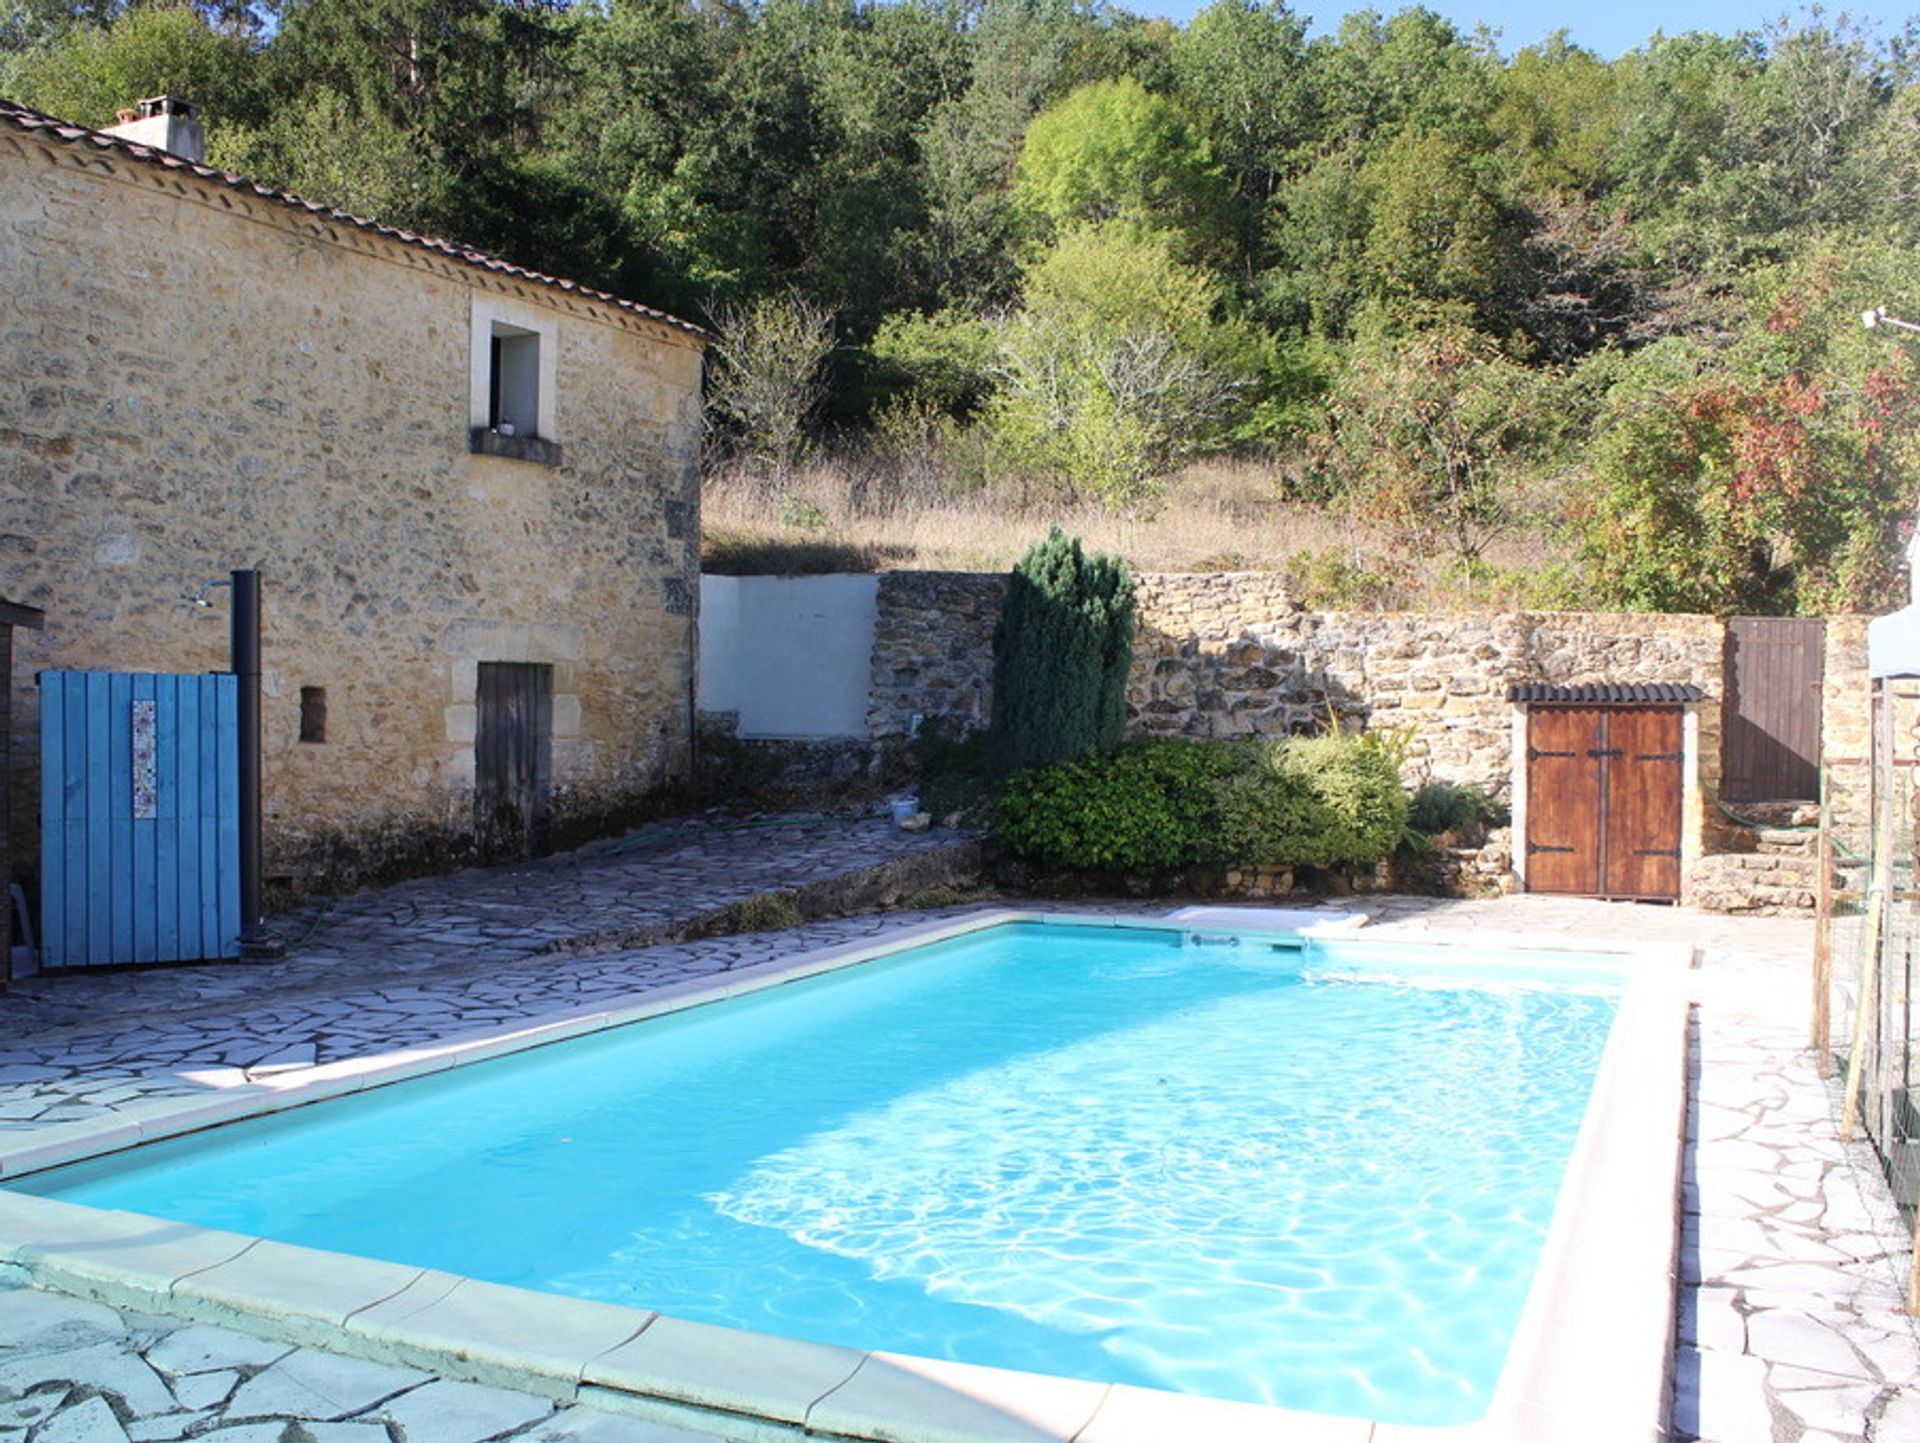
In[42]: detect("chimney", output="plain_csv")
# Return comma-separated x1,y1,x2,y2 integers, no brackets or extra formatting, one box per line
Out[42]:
104,95,205,164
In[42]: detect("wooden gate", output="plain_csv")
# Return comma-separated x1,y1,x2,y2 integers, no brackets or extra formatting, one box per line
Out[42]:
1723,617,1824,802
475,661,553,861
39,671,241,966
1525,705,1684,901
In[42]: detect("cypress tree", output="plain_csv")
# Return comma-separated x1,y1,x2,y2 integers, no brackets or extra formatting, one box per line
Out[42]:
988,528,1137,776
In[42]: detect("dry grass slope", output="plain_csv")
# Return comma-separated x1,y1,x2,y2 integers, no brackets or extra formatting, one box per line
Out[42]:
703,456,1573,609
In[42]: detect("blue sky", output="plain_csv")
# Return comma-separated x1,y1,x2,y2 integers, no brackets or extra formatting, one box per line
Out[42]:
1132,1,1919,58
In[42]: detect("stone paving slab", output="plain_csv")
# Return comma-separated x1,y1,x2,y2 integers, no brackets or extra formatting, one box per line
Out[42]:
0,841,1913,1441
0,817,973,1136
0,1270,719,1441
2,814,965,1034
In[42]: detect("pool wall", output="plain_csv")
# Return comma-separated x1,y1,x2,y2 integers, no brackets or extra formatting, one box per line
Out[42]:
0,910,1693,1443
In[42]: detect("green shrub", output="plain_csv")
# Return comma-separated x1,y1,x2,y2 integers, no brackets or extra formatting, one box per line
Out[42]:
1407,781,1504,837
1282,735,1409,864
1282,547,1405,611
994,732,1408,872
989,528,1137,777
994,738,1236,870
1214,736,1409,867
775,494,828,529
1211,753,1320,866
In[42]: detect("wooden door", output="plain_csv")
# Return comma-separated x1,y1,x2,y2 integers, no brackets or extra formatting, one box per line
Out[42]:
1525,707,1603,896
1525,705,1684,901
475,662,553,861
1723,618,1823,802
1603,707,1684,901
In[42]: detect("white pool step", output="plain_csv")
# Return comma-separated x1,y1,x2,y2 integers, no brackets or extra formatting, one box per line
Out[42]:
1161,905,1369,936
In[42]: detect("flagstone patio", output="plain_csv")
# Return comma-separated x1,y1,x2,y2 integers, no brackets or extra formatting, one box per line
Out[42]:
0,824,1913,1442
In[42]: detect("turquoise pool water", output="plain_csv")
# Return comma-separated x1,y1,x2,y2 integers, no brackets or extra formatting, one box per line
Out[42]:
18,922,1623,1426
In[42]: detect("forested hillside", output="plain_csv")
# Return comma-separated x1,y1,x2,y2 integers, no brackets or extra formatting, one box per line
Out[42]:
9,0,1920,613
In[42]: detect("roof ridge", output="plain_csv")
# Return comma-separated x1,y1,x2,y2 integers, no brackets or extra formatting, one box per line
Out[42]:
0,96,708,342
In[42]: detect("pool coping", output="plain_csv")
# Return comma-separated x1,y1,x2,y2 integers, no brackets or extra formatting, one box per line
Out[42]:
0,908,1693,1443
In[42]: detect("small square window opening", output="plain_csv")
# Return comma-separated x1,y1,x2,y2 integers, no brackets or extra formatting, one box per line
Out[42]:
299,686,327,744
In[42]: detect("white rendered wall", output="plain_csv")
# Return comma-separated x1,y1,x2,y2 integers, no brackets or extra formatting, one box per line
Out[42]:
698,575,880,738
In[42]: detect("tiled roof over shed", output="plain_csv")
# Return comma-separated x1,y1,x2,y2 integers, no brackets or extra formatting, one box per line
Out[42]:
1506,683,1705,705
0,98,708,342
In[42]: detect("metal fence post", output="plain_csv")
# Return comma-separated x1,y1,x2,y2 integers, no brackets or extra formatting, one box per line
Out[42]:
230,570,282,960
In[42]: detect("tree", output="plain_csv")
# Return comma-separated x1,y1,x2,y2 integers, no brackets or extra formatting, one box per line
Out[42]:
220,0,568,247
1492,33,1621,196
1323,324,1561,566
1261,148,1373,334
2,1,264,60
989,528,1136,777
870,306,1000,418
704,293,838,491
1013,75,1232,257
983,223,1254,511
798,0,965,327
1306,6,1498,152
1514,190,1664,361
6,4,262,131
1170,0,1312,271
912,0,1098,310
1359,127,1520,327
1575,251,1920,614
2,0,115,58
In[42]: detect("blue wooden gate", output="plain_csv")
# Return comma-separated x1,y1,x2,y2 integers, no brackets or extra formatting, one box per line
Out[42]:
40,671,241,966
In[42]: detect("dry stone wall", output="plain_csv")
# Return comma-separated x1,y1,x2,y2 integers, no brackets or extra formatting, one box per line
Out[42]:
874,572,1725,796
869,571,1006,740
866,569,1871,912
1823,616,1873,856
1131,605,1724,797
2,125,705,892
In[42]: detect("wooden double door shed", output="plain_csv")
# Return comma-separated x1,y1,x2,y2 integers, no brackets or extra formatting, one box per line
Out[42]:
1515,685,1701,903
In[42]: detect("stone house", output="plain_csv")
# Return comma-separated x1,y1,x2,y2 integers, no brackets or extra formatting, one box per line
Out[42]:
1,97,708,897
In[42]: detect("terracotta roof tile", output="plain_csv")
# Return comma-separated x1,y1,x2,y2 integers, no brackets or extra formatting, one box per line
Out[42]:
0,97,708,342
1507,683,1705,705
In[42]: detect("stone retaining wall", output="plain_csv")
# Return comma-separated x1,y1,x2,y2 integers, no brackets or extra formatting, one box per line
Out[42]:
865,568,1872,913
1130,604,1725,798
869,571,1006,740
1823,616,1873,855
872,572,1727,797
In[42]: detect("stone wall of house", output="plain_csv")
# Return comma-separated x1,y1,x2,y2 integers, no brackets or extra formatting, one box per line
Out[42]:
2,125,705,893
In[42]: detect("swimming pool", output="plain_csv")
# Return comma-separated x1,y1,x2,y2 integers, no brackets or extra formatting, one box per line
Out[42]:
0,912,1692,1443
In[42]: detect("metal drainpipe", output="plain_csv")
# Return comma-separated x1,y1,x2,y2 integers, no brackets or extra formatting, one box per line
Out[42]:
230,569,282,959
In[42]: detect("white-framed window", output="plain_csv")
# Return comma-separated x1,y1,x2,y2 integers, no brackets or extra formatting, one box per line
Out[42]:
489,322,540,436
469,297,558,449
